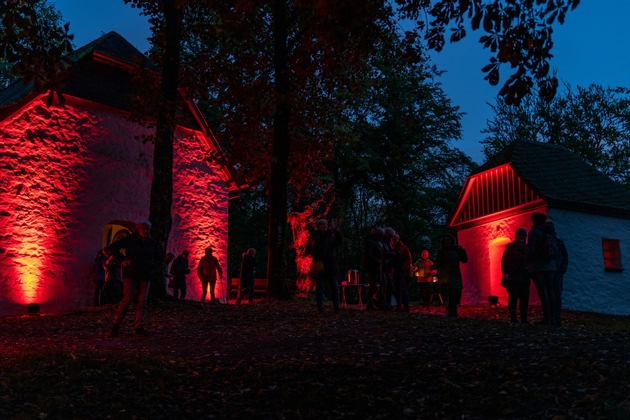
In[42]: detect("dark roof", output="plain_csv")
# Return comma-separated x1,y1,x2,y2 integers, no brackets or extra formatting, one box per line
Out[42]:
0,31,196,128
474,140,630,218
0,32,148,110
67,31,151,68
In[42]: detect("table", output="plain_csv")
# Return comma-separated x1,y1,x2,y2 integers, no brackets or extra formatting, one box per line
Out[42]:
339,281,366,306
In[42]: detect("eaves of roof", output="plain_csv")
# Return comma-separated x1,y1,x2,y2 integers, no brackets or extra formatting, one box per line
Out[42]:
473,140,630,219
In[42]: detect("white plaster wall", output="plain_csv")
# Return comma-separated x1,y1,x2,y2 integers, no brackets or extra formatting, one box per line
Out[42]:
548,209,630,316
458,207,630,316
0,95,229,316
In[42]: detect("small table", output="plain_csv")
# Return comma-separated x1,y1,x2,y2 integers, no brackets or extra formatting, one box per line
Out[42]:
339,281,366,306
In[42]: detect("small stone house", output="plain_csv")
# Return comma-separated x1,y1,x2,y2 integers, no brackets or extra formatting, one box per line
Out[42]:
448,140,630,315
0,32,236,316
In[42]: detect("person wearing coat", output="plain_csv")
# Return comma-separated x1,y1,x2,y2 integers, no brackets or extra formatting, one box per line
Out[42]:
197,247,223,304
434,234,468,318
501,228,530,323
310,218,342,314
527,212,558,325
169,250,190,300
236,248,257,304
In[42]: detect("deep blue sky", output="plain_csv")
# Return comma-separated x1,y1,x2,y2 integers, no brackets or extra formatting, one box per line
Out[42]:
54,0,630,163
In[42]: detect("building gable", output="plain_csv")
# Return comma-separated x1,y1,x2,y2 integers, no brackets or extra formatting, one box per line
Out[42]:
450,163,544,229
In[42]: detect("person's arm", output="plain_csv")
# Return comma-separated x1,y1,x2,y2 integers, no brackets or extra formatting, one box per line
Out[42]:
458,246,468,263
216,257,223,279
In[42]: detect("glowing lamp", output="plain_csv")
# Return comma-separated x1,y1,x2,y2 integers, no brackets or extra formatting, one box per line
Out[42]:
27,303,40,316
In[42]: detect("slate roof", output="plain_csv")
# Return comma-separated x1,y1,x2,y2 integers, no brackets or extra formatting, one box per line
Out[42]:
0,31,195,128
473,140,630,218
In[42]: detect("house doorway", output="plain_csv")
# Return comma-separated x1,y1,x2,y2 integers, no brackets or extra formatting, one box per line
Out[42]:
488,236,511,305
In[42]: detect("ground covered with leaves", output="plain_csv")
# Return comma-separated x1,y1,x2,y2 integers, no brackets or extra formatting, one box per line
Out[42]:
1,297,629,419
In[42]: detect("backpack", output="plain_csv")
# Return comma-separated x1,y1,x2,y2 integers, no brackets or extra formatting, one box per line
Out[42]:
538,231,559,261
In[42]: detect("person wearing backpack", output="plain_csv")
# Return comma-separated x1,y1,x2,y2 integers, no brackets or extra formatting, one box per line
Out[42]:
527,212,557,325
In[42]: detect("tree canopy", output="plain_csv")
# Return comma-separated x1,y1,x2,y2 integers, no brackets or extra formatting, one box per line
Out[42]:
482,84,630,188
1,0,581,295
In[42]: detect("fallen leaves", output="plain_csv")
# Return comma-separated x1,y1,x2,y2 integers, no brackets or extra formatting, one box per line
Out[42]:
0,299,629,418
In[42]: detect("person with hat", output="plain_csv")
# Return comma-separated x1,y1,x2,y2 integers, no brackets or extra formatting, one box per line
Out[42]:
501,228,531,323
197,247,223,304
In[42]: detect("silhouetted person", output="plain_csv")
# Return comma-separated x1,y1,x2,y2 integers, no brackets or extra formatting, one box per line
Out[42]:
391,233,411,312
435,234,468,318
527,212,557,325
553,235,569,326
103,247,123,304
363,227,385,310
501,228,530,323
169,250,190,300
92,249,107,306
198,247,223,304
236,248,257,304
414,250,436,306
309,218,341,314
110,220,162,337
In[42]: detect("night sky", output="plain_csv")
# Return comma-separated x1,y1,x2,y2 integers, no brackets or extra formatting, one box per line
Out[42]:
54,0,630,163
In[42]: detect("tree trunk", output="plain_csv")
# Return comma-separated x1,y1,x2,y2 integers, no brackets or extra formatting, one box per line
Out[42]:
148,0,183,299
267,0,291,299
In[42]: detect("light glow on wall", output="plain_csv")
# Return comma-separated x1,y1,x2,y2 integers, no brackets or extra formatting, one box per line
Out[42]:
1,94,230,314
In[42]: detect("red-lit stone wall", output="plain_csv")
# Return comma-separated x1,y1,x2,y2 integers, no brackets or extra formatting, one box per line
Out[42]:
0,94,228,316
458,211,542,307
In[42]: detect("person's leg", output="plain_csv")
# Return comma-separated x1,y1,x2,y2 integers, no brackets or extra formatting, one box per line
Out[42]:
210,280,216,302
112,278,134,336
544,271,558,325
329,273,340,313
532,272,550,324
400,276,410,311
134,280,150,332
113,279,133,323
315,275,325,313
200,281,208,303
247,277,254,302
446,288,457,317
506,285,518,322
519,281,531,323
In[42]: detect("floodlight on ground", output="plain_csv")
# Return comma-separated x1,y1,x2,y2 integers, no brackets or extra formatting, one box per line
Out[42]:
27,303,40,315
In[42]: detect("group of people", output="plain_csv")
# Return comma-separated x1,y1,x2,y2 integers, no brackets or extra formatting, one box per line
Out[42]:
308,218,469,317
309,212,570,324
362,226,413,312
501,212,568,326
96,220,228,337
98,211,568,337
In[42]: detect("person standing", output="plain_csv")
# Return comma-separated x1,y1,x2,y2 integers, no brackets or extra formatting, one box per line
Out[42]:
501,228,531,323
527,212,557,325
391,233,412,312
169,250,190,300
552,236,569,326
109,220,162,337
92,249,107,306
413,250,436,306
198,247,223,304
236,248,257,304
310,218,342,314
363,227,385,310
434,234,468,318
103,247,123,304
